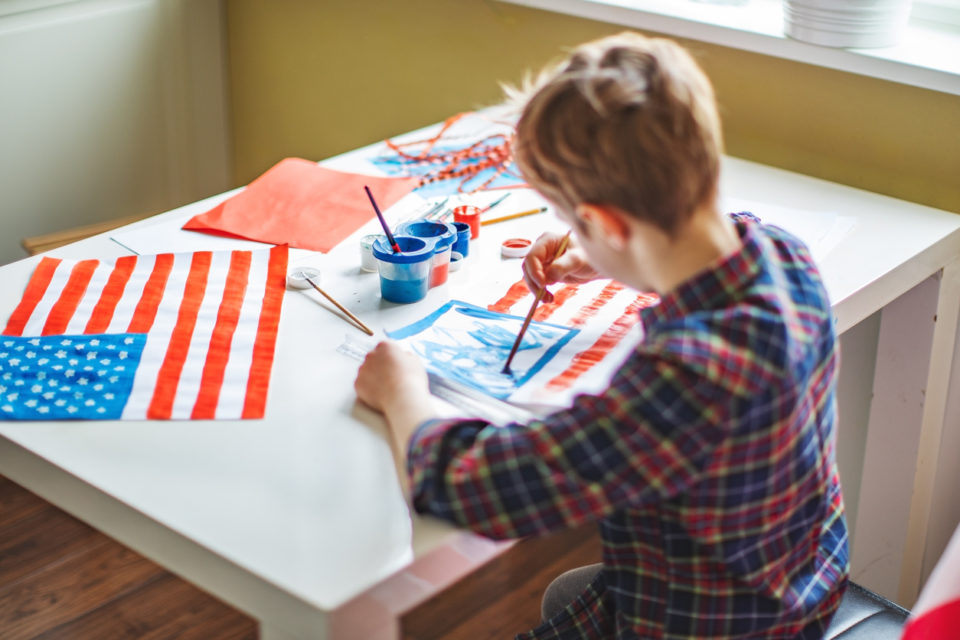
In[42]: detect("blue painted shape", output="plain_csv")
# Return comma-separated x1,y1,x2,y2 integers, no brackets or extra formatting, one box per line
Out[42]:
0,334,147,420
387,300,579,399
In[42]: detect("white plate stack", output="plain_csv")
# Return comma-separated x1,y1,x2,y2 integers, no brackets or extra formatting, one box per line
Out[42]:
784,0,913,48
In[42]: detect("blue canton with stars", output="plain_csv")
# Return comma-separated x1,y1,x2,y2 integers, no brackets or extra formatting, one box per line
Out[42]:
0,334,147,420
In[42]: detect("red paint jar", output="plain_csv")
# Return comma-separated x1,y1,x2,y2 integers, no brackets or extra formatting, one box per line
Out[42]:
453,205,482,240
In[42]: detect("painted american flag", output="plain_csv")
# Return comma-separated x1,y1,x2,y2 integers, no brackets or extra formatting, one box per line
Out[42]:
0,246,287,420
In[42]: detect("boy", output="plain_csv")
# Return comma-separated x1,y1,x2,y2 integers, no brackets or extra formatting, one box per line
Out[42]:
354,32,848,639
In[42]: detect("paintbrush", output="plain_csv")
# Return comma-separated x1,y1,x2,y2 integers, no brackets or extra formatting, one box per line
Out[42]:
501,231,572,375
364,185,401,253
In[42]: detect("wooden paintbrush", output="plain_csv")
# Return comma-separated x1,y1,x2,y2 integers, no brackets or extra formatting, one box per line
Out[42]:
501,231,572,375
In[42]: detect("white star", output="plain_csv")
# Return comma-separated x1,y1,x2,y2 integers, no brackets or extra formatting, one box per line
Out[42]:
104,392,115,400
119,351,128,360
37,406,49,414
96,406,106,414
2,340,12,347
68,358,79,366
124,337,134,345
60,339,72,346
75,343,85,351
84,399,95,407
42,391,55,400
25,351,36,359
8,358,20,366
89,339,100,347
93,383,104,391
77,377,89,386
31,384,42,393
100,359,110,366
113,365,126,372
36,371,46,380
24,399,37,408
66,406,78,414
55,350,66,358
0,352,6,359
1,405,11,413
108,376,119,384
0,372,10,381
51,365,63,371
7,392,18,401
37,358,49,365
64,370,75,378
54,399,66,407
86,352,96,360
28,338,40,346
14,379,24,386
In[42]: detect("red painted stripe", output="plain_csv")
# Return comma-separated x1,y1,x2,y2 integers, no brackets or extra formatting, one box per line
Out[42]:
533,284,580,321
147,252,213,419
2,257,61,336
191,251,252,419
242,246,288,419
545,293,658,391
565,281,624,328
127,254,175,333
487,280,529,313
42,260,99,335
84,255,137,334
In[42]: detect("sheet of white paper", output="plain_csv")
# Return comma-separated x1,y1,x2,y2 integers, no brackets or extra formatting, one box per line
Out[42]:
722,197,856,263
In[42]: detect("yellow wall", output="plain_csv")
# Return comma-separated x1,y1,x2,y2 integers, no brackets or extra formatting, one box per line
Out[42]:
226,0,960,214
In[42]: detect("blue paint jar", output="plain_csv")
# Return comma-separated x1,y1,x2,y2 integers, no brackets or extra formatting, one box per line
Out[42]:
372,236,433,304
452,221,471,259
397,219,456,287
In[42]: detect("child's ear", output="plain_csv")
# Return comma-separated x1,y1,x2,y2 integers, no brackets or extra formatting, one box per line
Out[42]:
576,203,630,250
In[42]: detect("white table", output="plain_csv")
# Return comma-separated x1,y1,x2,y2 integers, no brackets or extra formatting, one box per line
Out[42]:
2,146,958,638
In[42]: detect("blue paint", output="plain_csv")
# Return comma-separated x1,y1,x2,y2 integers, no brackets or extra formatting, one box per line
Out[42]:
397,220,457,287
452,221,470,258
372,236,433,304
387,300,579,398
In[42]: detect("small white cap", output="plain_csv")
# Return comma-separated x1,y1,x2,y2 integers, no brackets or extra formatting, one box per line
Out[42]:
286,267,321,289
501,238,532,259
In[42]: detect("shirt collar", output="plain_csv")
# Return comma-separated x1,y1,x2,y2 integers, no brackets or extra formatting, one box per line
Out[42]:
640,220,763,328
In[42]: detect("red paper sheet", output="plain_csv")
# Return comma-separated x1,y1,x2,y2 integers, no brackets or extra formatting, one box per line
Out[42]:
183,157,420,253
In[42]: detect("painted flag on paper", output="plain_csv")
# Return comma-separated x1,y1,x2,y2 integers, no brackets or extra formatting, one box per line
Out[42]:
1,246,288,420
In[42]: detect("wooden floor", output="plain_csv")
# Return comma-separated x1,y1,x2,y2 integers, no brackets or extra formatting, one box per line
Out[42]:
0,474,601,639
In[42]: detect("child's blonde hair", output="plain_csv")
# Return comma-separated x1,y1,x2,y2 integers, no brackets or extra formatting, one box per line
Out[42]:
512,32,722,235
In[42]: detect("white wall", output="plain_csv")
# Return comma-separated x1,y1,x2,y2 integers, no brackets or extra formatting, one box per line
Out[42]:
0,0,230,265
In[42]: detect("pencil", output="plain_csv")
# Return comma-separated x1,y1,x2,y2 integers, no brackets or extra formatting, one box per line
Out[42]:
304,275,374,336
364,185,401,253
501,231,572,375
481,206,548,227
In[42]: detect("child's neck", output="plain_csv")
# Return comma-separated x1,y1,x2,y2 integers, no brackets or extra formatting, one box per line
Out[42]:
640,205,742,295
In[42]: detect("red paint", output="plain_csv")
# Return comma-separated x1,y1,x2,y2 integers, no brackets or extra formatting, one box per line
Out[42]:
503,238,530,248
533,284,580,321
453,205,482,239
430,260,450,287
545,293,659,391
565,281,624,328
488,280,530,313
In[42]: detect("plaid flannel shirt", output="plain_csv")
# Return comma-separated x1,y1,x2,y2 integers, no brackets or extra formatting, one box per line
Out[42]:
407,216,849,639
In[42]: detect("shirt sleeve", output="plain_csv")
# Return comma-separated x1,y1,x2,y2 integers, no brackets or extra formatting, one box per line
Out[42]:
407,347,732,539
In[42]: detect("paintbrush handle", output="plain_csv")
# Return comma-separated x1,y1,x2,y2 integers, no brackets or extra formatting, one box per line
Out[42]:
364,185,401,253
501,231,571,374
306,277,374,336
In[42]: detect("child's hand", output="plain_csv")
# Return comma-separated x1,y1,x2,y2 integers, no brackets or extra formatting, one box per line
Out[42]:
355,341,430,414
522,231,598,302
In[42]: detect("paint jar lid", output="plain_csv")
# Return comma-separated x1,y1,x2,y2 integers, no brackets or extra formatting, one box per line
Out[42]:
501,238,532,259
397,219,457,250
286,267,321,289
